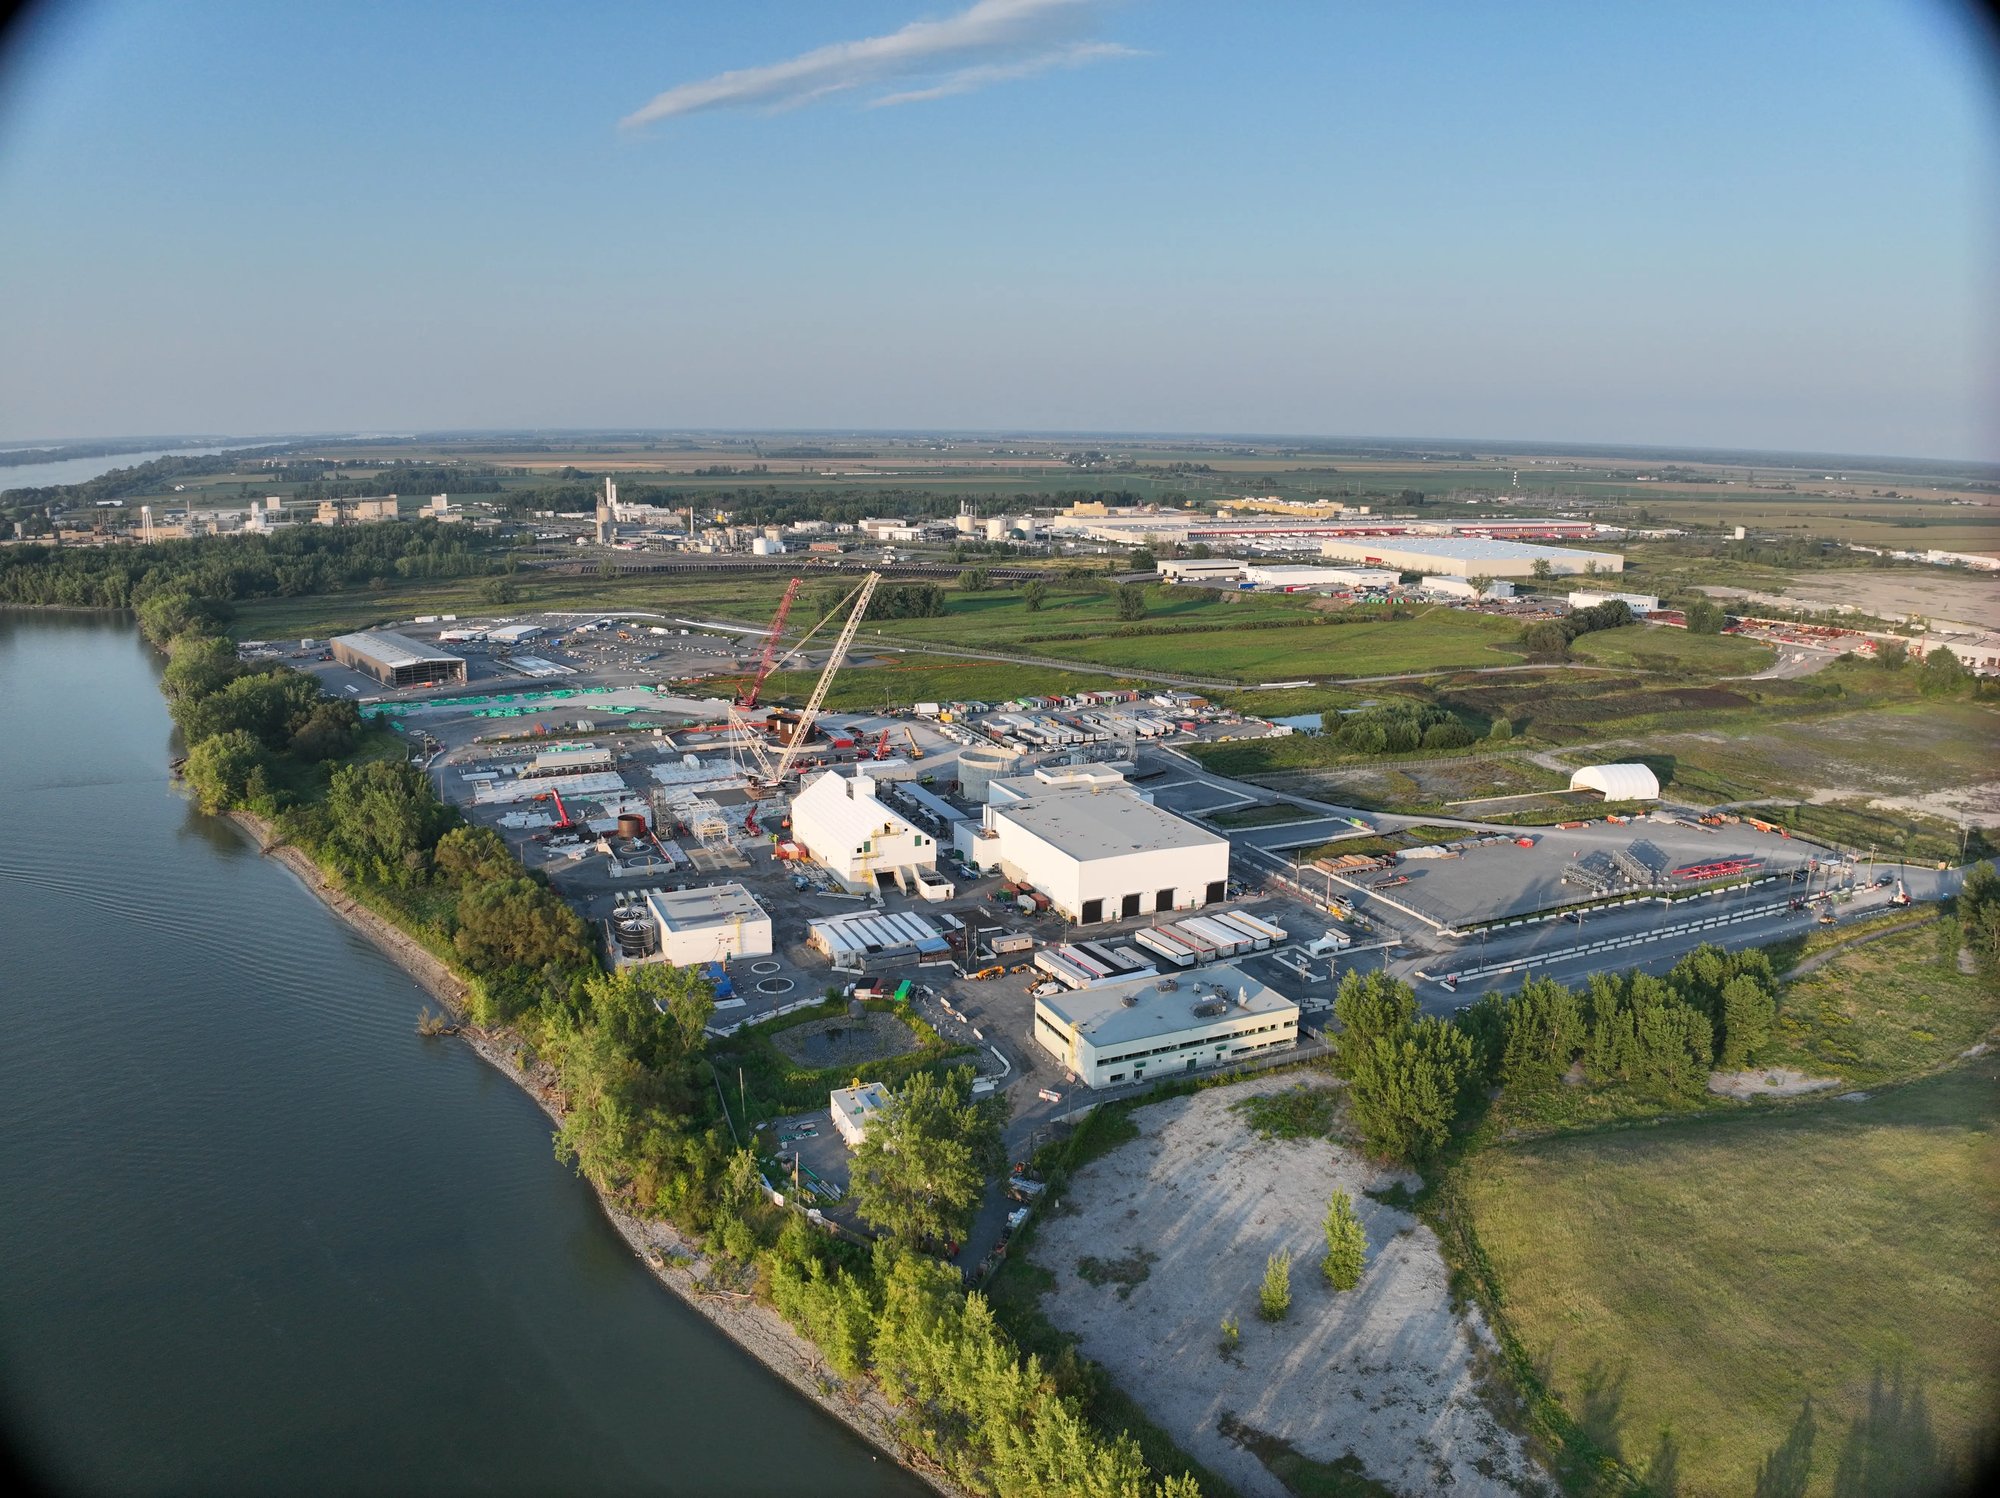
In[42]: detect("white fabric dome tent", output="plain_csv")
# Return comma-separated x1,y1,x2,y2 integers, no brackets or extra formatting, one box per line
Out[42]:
1569,763,1660,801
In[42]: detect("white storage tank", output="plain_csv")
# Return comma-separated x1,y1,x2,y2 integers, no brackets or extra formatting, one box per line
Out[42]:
955,744,1020,800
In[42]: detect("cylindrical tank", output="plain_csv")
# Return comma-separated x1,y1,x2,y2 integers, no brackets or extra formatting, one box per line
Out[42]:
617,812,648,840
955,744,1020,801
615,918,653,959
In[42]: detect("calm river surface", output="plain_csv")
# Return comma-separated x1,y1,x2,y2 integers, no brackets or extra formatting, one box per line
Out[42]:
0,613,923,1496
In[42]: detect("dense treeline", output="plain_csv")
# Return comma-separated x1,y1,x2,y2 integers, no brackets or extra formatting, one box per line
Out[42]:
133,575,1201,1496
1324,700,1475,754
0,520,503,609
1326,944,1786,1166
1519,597,1634,658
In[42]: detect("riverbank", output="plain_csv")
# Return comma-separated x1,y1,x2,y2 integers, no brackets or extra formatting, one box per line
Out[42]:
224,809,961,1497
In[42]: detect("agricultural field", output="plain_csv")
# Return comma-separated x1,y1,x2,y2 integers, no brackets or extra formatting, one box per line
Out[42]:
1565,624,1775,674
1239,754,1572,816
1031,609,1527,683
226,569,800,640
1460,1051,2000,1497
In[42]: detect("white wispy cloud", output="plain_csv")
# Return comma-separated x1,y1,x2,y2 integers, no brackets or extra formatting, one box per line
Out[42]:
620,0,1135,128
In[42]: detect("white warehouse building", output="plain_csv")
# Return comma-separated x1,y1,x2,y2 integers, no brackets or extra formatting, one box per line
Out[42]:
1318,536,1624,577
791,770,939,894
1034,965,1299,1088
959,786,1229,924
631,883,773,967
1568,589,1660,615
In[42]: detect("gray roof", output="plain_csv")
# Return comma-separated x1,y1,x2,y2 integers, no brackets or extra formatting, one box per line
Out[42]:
995,789,1225,860
1039,963,1296,1050
647,883,768,931
332,629,463,668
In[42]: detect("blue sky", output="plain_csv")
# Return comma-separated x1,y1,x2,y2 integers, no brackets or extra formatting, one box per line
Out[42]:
0,0,1993,458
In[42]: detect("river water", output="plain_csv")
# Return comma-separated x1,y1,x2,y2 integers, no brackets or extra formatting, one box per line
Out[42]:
0,445,279,495
0,613,923,1496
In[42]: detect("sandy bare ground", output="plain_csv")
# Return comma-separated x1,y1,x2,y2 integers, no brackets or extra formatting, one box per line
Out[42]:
1706,1067,1843,1099
1027,1077,1544,1498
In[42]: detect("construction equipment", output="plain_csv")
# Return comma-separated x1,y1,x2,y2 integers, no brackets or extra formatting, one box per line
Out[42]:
737,578,802,710
769,572,881,787
871,726,893,760
1890,879,1911,906
902,726,925,760
533,788,574,830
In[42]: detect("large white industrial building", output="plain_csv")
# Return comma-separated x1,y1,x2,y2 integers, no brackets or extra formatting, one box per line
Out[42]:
1033,965,1299,1088
622,883,773,967
959,785,1229,924
1318,536,1624,578
1568,589,1660,614
791,771,939,894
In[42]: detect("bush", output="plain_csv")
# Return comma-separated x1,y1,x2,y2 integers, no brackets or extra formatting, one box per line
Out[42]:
1259,1247,1292,1321
1322,1192,1366,1291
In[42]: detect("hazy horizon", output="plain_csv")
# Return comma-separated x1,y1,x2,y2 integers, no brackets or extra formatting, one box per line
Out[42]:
2,1,1995,459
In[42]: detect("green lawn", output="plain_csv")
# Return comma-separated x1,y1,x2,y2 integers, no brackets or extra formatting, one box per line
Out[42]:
1568,623,1775,673
1028,609,1526,682
1461,1055,2000,1497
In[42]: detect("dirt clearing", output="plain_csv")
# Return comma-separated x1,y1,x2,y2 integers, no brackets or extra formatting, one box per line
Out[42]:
1025,1077,1543,1498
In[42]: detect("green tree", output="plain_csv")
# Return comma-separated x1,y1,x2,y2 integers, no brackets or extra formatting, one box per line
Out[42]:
1259,1246,1292,1321
1498,976,1586,1092
1488,715,1514,742
1917,646,1972,697
1531,557,1554,581
850,1066,1004,1247
1520,620,1570,659
1345,1016,1476,1164
454,877,592,979
1330,970,1417,1078
1683,595,1726,635
288,699,360,761
1873,639,1908,670
580,963,714,1070
1128,547,1157,573
1021,579,1048,613
956,567,990,592
322,759,453,886
1468,573,1496,599
182,728,271,813
1717,973,1775,1068
160,633,243,701
1115,582,1148,621
1321,1192,1366,1291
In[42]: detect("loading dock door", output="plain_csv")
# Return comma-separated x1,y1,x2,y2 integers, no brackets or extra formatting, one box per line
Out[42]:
1121,892,1142,919
1080,898,1104,924
1204,879,1226,904
1156,888,1175,912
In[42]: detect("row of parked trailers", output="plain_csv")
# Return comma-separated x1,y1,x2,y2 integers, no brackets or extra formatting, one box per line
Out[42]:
1032,909,1290,988
1132,909,1287,967
980,710,1182,750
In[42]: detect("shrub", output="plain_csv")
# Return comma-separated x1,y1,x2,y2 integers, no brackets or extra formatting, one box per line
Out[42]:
1259,1247,1292,1321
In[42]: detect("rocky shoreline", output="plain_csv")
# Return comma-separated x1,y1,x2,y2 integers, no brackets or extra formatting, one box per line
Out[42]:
225,811,960,1497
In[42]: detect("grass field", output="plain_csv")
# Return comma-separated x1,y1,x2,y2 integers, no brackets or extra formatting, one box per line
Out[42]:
1461,1053,2000,1497
1567,624,1775,674
1028,609,1527,682
1765,923,1998,1086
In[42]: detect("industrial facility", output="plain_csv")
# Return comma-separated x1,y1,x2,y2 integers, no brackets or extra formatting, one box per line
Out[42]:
329,630,467,688
614,884,773,967
791,770,939,894
1033,965,1299,1088
962,784,1230,923
1316,536,1624,577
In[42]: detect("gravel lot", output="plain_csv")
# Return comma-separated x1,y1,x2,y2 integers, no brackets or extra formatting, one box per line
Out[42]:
1025,1076,1544,1498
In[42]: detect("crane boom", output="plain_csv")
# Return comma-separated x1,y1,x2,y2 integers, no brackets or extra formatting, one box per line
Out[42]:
738,577,802,709
771,571,880,785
